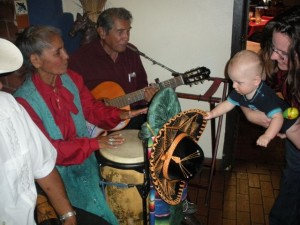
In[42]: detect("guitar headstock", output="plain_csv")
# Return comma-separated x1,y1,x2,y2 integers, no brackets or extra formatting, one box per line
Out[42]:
181,66,210,86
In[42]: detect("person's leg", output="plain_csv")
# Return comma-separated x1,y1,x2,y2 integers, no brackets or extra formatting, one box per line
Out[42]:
74,207,111,225
269,169,300,225
269,140,300,225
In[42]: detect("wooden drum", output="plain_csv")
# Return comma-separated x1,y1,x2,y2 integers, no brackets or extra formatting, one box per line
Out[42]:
99,130,148,225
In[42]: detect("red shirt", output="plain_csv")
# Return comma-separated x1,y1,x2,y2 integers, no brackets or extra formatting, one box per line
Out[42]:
16,69,122,166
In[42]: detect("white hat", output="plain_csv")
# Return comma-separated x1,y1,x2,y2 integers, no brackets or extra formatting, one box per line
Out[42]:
0,38,23,74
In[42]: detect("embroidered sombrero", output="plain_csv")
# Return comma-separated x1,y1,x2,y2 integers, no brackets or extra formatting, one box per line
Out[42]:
139,87,206,205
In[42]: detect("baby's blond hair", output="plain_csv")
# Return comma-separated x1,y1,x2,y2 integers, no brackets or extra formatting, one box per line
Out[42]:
228,50,264,79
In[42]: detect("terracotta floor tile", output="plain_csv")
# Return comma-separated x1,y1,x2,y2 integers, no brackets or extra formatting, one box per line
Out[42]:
259,174,271,182
250,204,265,224
262,196,275,214
224,186,237,201
222,218,237,225
212,172,225,192
209,191,223,209
248,173,260,188
224,172,237,186
249,187,262,204
238,178,249,195
237,172,248,180
223,200,236,220
237,194,250,212
260,181,274,197
237,211,251,225
207,208,222,225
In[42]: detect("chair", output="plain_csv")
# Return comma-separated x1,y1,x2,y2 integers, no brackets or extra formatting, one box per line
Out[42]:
176,77,229,205
27,0,81,54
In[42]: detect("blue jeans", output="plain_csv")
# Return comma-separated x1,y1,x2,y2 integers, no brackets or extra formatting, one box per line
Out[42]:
269,140,300,225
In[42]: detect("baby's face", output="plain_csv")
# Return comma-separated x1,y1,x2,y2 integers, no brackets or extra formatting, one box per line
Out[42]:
228,65,258,96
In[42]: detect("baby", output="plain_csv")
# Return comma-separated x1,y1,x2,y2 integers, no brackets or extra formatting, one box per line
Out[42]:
204,50,300,147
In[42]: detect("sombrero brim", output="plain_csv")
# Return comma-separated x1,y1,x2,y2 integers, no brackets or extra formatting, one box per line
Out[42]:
0,38,23,75
149,109,207,205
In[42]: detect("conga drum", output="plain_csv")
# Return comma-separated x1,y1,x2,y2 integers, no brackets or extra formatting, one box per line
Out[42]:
98,130,149,225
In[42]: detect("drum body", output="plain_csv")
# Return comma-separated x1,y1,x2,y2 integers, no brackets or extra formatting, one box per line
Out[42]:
99,130,148,225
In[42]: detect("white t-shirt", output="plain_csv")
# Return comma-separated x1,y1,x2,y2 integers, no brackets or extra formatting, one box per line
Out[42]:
0,92,57,225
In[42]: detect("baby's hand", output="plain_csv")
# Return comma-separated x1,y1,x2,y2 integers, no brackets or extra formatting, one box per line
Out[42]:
277,133,286,139
204,111,212,120
256,134,272,147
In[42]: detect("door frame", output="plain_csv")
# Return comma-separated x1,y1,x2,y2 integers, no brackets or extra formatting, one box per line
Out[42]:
222,0,250,170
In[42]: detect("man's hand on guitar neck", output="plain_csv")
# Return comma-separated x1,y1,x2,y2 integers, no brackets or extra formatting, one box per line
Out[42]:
144,85,159,102
119,107,148,120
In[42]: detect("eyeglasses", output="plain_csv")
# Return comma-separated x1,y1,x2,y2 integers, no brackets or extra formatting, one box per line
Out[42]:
271,45,288,60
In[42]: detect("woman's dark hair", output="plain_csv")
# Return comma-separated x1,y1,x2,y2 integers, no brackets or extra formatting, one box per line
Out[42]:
97,7,132,33
259,20,277,79
272,5,300,103
260,5,300,104
15,25,61,70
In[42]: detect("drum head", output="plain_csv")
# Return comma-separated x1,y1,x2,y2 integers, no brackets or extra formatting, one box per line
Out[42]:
100,130,144,165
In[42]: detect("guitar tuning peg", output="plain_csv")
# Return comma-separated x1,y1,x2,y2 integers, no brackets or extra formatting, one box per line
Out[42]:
155,78,160,84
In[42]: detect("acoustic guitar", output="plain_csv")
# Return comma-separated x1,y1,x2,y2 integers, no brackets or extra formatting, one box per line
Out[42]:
88,66,210,136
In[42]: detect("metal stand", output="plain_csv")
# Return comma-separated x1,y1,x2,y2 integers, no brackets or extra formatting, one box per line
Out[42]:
176,77,229,205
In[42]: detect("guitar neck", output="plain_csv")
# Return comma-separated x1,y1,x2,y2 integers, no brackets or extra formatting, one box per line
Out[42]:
107,76,184,108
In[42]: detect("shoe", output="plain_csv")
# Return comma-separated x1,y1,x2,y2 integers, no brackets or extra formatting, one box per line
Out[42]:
181,214,203,225
182,199,198,214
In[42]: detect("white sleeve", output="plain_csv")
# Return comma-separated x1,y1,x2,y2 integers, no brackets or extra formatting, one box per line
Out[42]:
0,92,57,179
18,104,57,179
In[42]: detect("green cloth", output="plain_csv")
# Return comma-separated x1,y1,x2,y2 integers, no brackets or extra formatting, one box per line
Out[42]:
14,74,119,225
139,87,181,139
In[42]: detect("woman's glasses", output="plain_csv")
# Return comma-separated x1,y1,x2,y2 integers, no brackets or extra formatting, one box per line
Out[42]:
271,45,288,60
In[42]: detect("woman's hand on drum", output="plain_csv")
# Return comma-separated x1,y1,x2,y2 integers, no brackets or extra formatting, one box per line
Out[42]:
119,108,148,120
97,133,125,149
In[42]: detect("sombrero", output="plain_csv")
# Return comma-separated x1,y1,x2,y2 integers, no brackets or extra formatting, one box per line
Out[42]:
0,38,23,75
139,87,206,205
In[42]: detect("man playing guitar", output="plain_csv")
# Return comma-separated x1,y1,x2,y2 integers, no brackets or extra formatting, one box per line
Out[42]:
69,7,157,130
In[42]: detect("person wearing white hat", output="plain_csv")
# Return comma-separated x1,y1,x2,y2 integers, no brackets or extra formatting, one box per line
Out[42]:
0,38,76,225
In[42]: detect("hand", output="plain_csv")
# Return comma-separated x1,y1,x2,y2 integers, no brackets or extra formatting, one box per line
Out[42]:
277,133,286,139
119,108,148,120
97,132,125,149
144,85,159,102
256,134,272,147
204,111,212,120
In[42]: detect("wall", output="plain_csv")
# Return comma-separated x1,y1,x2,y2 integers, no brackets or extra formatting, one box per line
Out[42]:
63,0,234,159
